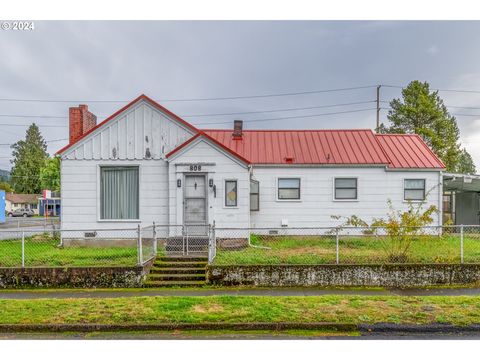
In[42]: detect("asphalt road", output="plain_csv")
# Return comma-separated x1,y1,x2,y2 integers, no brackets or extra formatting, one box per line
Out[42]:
0,217,59,239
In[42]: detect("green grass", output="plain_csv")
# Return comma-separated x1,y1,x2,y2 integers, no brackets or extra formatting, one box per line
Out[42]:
215,234,480,265
1,295,480,326
0,234,139,267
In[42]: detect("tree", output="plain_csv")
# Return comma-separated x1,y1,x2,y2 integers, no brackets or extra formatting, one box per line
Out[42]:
380,80,476,174
0,182,13,192
40,156,61,192
456,148,476,175
10,123,48,194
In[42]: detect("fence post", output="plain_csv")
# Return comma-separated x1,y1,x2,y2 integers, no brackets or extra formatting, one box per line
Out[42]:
153,222,157,256
137,224,142,266
335,227,339,265
21,231,25,268
460,224,464,264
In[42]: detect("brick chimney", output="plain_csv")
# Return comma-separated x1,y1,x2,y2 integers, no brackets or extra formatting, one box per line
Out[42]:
69,105,97,143
233,120,243,139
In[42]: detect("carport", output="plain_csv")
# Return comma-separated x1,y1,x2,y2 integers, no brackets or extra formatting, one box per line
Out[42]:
443,173,480,225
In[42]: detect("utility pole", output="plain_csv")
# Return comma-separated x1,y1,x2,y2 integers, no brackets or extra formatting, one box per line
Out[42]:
376,85,381,132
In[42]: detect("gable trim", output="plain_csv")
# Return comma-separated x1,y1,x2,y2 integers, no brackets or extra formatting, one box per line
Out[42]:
166,133,251,167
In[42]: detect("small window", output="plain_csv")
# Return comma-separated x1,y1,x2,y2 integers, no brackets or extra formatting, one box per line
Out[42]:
278,178,300,200
404,179,426,201
334,178,357,200
225,180,238,207
250,180,259,211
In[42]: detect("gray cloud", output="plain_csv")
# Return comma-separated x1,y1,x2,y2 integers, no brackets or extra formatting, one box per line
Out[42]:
0,21,479,169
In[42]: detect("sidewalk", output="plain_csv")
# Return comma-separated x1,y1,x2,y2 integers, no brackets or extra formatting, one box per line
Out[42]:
0,286,479,299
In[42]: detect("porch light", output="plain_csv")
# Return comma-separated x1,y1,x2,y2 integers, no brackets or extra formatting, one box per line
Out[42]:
209,178,214,187
177,179,181,188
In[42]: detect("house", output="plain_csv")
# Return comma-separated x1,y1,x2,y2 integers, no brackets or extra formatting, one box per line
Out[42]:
56,94,445,236
5,193,40,215
38,191,61,217
442,173,480,225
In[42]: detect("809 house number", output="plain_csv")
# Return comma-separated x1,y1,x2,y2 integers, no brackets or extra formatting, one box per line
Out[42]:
1,21,35,31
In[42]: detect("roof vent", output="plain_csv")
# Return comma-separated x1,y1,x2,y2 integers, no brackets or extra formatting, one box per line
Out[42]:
233,120,243,139
284,156,294,164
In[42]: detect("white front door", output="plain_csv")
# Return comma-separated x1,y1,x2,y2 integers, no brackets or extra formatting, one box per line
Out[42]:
184,174,208,235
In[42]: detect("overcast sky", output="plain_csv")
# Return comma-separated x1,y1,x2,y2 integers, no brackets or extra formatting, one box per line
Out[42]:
1,21,480,170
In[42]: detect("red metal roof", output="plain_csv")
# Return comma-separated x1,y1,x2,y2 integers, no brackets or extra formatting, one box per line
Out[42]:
202,129,392,165
375,134,446,169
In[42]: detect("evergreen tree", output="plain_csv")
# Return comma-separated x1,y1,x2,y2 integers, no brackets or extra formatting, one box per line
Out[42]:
380,80,476,174
10,123,48,193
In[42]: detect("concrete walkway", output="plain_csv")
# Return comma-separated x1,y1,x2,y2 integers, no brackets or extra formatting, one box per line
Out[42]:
0,286,479,299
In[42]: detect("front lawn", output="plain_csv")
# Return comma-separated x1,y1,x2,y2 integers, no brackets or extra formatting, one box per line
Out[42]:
214,234,480,265
1,295,480,326
0,234,140,267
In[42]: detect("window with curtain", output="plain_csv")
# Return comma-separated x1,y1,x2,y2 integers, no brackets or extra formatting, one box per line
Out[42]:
250,179,259,211
225,180,238,207
278,178,300,200
334,178,358,200
100,166,139,220
404,179,426,201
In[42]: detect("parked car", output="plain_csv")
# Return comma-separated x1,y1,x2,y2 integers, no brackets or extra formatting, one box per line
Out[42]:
7,208,34,217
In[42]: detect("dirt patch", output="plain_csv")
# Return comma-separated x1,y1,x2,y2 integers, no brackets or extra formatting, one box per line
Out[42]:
192,303,224,314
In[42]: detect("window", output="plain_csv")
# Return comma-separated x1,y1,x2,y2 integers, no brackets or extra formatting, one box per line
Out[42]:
100,166,139,220
334,178,357,200
225,180,238,207
404,179,426,201
278,178,300,200
30,204,37,210
250,180,259,211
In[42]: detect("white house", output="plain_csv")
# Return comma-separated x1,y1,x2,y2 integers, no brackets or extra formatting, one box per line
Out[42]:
57,95,445,236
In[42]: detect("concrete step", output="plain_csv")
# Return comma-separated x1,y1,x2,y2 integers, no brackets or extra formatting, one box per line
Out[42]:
157,256,208,262
150,267,206,274
148,273,206,281
153,261,207,268
143,280,206,287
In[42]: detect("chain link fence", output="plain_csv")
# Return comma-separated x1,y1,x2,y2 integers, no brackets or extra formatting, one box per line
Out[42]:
211,225,480,265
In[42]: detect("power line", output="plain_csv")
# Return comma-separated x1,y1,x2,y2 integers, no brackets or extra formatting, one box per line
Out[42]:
0,85,377,103
0,124,66,128
0,138,67,146
182,100,376,117
382,84,480,94
194,108,376,126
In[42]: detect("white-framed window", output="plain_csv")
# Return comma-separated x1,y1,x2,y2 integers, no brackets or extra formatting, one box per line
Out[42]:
278,178,301,200
334,178,358,200
250,179,259,211
100,166,139,220
404,179,426,201
225,180,238,207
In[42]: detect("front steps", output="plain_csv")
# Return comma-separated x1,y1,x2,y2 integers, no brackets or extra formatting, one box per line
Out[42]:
144,256,207,287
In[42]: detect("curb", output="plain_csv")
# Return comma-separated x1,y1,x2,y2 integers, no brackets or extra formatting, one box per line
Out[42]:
1,322,479,334
359,323,480,333
0,322,357,333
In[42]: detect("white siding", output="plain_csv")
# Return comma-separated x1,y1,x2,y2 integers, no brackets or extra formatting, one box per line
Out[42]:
61,159,169,230
62,100,193,161
168,139,250,229
250,167,442,228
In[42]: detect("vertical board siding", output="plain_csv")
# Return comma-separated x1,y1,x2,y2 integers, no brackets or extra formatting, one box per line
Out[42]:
61,101,193,161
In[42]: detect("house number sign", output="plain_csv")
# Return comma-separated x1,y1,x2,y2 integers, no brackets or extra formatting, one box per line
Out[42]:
189,165,202,171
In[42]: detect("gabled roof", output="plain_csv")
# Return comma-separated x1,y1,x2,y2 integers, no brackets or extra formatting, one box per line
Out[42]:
56,94,200,155
202,129,391,166
56,95,445,170
6,193,40,204
376,134,446,169
166,132,251,165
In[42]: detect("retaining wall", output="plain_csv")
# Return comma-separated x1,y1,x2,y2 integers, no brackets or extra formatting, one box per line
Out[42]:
207,264,480,287
0,264,152,288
